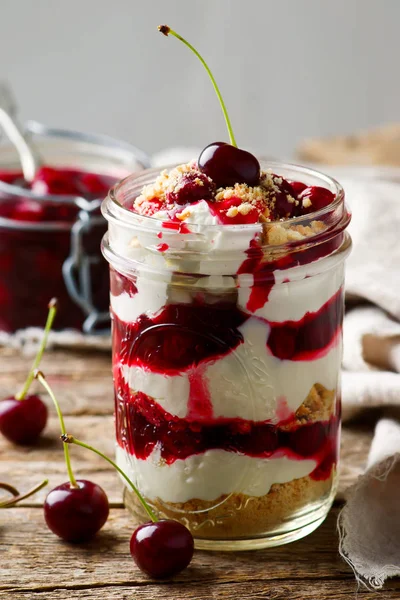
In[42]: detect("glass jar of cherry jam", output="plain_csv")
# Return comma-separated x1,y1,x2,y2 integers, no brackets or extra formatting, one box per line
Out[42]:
0,122,149,333
102,162,351,550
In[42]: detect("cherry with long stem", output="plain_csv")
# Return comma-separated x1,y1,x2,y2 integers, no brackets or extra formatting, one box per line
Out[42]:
16,298,57,400
35,371,77,488
158,25,237,148
158,24,260,188
62,434,157,522
62,433,194,579
0,299,57,445
35,370,109,543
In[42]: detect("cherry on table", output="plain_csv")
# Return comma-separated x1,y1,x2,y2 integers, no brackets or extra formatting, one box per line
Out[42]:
0,394,48,445
0,299,57,445
198,142,260,188
130,519,194,579
44,479,109,543
59,431,195,577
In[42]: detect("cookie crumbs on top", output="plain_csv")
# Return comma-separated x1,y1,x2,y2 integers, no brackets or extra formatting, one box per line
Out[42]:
133,161,300,222
134,162,195,213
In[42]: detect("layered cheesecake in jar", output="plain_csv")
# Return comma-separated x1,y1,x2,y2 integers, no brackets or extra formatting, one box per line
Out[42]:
102,158,351,550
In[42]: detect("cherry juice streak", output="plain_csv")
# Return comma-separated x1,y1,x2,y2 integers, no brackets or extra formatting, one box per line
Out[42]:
238,233,344,313
115,382,339,480
266,289,343,360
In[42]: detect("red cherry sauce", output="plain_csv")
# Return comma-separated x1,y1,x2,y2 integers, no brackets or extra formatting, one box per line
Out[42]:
0,166,119,332
238,233,344,314
112,300,248,374
267,289,343,360
115,377,339,480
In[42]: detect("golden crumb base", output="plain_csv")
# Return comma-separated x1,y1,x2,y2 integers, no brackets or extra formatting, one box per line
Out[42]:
124,383,339,540
126,469,335,540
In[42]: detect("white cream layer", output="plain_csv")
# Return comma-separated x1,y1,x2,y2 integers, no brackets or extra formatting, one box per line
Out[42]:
238,264,344,321
120,318,341,420
116,445,316,503
108,200,260,276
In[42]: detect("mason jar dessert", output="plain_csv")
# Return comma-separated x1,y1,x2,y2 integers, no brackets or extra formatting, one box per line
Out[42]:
0,122,149,334
102,157,351,550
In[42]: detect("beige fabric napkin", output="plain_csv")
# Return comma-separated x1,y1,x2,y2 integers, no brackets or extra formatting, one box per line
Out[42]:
338,419,400,589
327,169,400,424
325,167,400,589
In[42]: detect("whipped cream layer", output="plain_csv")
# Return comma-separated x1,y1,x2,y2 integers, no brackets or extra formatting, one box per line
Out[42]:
116,445,317,503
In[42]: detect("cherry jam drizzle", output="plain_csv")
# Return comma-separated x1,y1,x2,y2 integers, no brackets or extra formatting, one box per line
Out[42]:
112,287,342,371
112,301,248,374
238,233,344,313
266,289,343,361
115,384,338,481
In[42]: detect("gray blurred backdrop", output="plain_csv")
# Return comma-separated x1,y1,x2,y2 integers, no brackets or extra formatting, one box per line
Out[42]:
1,0,399,159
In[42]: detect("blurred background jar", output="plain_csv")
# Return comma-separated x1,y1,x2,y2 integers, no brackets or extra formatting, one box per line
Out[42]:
0,121,149,334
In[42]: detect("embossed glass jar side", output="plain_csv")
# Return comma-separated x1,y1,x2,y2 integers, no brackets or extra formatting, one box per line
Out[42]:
102,162,351,550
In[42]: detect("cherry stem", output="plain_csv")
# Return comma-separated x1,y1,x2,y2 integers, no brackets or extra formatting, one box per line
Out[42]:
34,370,78,489
0,482,19,497
158,25,237,148
0,478,48,508
16,298,58,401
62,434,158,523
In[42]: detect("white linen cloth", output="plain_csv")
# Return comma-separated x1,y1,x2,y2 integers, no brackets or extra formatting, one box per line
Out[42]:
324,166,400,589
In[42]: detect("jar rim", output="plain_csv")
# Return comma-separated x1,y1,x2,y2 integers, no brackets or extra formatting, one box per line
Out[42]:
107,160,345,232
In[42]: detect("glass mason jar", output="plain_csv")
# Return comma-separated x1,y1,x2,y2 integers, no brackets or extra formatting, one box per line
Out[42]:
0,121,150,334
102,161,351,550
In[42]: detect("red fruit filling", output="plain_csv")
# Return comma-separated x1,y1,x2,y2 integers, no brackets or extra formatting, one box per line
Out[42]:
0,166,120,332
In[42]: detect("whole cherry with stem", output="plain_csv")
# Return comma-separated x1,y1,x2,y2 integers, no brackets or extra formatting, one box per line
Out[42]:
35,370,109,543
62,433,194,579
0,298,57,444
159,25,260,189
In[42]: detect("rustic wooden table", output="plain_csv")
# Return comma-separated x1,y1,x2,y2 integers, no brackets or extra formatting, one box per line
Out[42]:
0,346,399,600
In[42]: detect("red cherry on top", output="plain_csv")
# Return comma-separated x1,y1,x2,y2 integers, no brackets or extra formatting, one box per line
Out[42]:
0,394,48,445
198,142,261,188
44,479,109,543
130,519,194,579
298,186,335,215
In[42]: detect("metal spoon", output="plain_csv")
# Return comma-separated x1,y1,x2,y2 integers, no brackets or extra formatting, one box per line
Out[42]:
0,81,42,182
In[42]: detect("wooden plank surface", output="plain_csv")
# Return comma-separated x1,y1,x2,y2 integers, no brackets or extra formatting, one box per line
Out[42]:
0,347,397,599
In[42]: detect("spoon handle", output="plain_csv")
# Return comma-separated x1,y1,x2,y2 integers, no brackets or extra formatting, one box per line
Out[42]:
0,81,42,182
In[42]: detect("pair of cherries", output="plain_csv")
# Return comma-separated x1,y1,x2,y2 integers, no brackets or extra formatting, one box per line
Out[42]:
0,300,193,579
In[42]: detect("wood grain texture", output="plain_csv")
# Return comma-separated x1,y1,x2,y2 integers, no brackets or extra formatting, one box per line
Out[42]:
1,507,399,599
0,346,395,599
